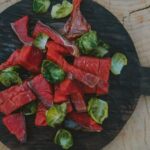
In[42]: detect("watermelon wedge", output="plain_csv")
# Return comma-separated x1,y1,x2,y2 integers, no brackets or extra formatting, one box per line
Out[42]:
33,21,79,56
11,16,33,45
3,113,27,143
28,74,53,107
35,103,48,126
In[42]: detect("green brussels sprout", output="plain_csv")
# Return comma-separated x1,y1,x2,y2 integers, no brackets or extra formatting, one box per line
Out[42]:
91,46,109,58
76,30,99,55
51,0,73,19
33,0,51,14
88,98,108,124
23,101,37,116
54,129,73,150
33,33,49,52
0,66,22,87
75,30,110,57
41,60,66,84
111,52,128,75
46,103,67,127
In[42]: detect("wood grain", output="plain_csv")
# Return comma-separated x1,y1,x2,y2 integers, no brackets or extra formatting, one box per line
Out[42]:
0,0,150,150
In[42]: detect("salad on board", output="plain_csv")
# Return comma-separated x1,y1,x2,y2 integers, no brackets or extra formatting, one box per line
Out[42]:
0,0,128,149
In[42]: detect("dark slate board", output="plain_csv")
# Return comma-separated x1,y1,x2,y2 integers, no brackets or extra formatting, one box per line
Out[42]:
0,0,149,150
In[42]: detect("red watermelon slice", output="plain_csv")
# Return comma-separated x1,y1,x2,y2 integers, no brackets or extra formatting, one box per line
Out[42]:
3,113,27,143
11,16,33,45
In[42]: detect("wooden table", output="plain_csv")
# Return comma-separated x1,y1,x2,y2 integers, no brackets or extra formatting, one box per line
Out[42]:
0,0,150,150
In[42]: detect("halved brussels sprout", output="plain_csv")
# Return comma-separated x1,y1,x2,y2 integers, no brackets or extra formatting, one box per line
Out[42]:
51,0,73,19
76,30,110,57
88,98,108,124
91,46,109,58
0,66,22,87
41,60,66,84
76,30,98,55
111,52,128,75
54,129,73,150
46,103,67,127
23,101,37,116
33,0,51,14
33,33,49,51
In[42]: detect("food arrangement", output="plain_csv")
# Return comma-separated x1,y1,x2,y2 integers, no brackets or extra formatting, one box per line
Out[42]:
0,0,128,149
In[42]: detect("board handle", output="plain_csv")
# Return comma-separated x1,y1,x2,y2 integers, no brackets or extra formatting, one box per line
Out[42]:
141,67,150,96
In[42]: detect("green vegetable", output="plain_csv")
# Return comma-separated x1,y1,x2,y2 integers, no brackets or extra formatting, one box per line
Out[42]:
46,103,67,127
54,129,73,150
23,101,37,116
76,30,99,55
51,0,73,19
88,98,108,124
76,30,110,57
41,60,66,84
0,66,22,87
33,33,49,51
91,46,109,58
111,52,128,75
33,0,51,14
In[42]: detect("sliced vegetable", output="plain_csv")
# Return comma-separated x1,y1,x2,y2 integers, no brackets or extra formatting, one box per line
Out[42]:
33,33,49,51
76,30,98,54
111,52,128,75
46,103,67,127
51,0,73,19
23,101,37,116
0,66,22,87
33,0,51,14
91,46,109,58
88,98,108,124
41,60,66,84
54,129,73,150
76,30,110,57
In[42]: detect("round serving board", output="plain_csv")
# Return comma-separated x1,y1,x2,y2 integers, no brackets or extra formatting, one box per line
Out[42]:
0,0,143,149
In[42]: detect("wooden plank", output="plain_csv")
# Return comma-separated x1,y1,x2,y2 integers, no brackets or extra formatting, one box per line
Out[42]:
0,0,150,150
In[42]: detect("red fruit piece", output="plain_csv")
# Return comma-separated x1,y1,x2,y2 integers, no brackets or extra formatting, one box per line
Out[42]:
63,0,91,40
11,16,33,45
0,82,36,115
71,92,86,113
18,46,43,73
46,41,71,55
47,50,99,88
0,50,20,70
28,74,53,108
54,79,77,103
35,103,47,126
74,56,111,95
68,112,103,132
3,113,27,143
66,101,73,113
54,79,86,112
33,21,79,56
